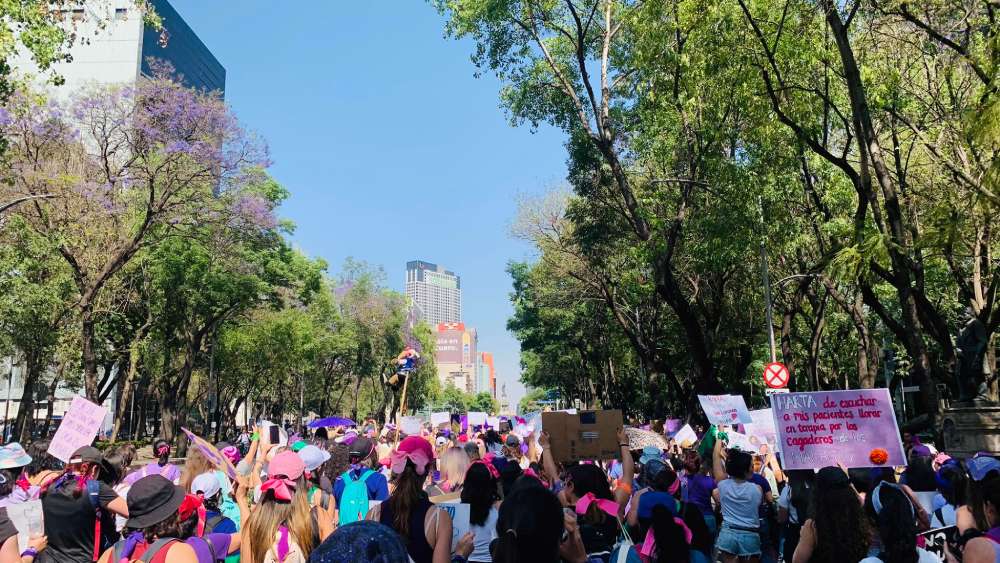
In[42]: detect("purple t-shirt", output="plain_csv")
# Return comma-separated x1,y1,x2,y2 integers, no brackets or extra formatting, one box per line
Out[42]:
749,473,772,517
687,474,716,515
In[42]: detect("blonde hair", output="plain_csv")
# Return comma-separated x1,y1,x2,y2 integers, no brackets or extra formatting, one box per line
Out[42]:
242,476,314,563
179,448,215,493
440,447,471,487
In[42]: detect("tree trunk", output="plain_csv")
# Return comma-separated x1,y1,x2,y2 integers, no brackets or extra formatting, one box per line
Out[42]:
13,351,38,443
81,303,99,402
41,364,62,437
111,340,143,442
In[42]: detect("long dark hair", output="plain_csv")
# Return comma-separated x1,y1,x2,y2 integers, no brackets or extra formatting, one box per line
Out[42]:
811,477,869,563
492,478,563,563
566,463,614,526
786,469,815,521
461,463,498,527
865,483,918,563
387,459,430,542
903,457,936,492
651,504,689,563
24,441,61,477
937,464,968,507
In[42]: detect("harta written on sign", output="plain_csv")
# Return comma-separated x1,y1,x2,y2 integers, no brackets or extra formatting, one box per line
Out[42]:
769,388,906,470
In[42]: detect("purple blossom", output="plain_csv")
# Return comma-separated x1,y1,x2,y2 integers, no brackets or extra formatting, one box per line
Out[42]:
0,107,12,127
229,192,277,230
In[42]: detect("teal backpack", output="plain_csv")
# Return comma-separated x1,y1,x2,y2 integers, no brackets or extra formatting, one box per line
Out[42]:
338,469,375,525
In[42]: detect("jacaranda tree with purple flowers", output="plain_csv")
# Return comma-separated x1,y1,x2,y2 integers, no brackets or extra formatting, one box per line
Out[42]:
0,66,270,402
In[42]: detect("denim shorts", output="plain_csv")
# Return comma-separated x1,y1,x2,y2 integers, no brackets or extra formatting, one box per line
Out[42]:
717,524,762,557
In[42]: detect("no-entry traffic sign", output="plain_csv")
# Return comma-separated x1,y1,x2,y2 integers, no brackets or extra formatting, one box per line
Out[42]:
763,362,790,389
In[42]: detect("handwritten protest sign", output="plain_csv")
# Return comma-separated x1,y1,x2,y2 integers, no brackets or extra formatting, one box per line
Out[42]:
726,431,758,453
6,500,43,553
770,388,905,470
487,416,501,429
467,412,487,427
744,409,777,447
49,396,109,463
400,416,423,436
919,526,956,560
698,394,752,425
438,502,471,549
673,424,698,446
431,412,450,427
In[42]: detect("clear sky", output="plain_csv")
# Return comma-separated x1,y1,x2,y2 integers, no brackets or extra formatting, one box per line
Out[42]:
168,1,569,409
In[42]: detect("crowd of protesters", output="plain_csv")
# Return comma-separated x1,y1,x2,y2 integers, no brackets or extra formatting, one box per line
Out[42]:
0,419,997,563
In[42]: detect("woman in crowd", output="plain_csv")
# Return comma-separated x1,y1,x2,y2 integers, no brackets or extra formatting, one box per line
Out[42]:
460,461,501,563
425,446,469,498
630,467,712,563
179,449,217,497
683,450,717,537
0,443,36,506
306,521,408,563
124,439,180,485
931,461,967,528
23,441,60,490
711,440,765,563
241,451,314,563
791,466,869,563
367,436,470,563
958,455,1000,534
492,476,586,563
296,444,334,546
38,446,129,563
99,474,245,563
777,469,813,563
960,477,1000,563
861,480,941,563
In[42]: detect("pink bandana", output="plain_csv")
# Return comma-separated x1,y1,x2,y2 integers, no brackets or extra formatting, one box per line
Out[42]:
575,492,619,518
639,518,693,560
260,477,296,501
472,459,500,480
390,448,431,475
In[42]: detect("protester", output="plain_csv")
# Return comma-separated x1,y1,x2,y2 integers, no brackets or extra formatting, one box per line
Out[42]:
38,446,128,563
333,437,388,526
0,503,47,561
711,440,764,563
124,439,180,485
23,441,61,490
492,477,586,563
960,477,1000,563
191,473,238,535
367,436,471,563
425,446,469,497
958,455,1000,534
460,461,501,563
777,469,813,563
0,443,36,507
931,461,966,528
682,450,717,537
297,444,334,545
791,466,869,563
629,467,713,563
180,449,218,497
99,474,244,563
242,451,314,563
862,480,941,563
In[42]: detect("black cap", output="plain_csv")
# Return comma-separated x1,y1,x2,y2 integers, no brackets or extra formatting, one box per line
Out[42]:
816,466,850,489
69,446,104,465
126,475,186,529
349,437,374,459
505,434,520,447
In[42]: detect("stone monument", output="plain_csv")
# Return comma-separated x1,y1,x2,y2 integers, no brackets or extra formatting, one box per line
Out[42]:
941,308,1000,457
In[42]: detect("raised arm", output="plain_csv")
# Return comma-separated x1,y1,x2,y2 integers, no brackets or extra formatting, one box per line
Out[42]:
538,431,560,485
615,428,634,507
712,430,727,482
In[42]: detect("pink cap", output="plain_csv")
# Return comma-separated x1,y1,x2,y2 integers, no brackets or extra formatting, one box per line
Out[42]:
398,436,435,461
268,451,305,480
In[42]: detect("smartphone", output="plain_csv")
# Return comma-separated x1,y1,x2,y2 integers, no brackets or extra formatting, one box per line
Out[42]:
268,424,280,444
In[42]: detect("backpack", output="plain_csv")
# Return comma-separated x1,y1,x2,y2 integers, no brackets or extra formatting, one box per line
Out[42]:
204,513,226,535
85,479,111,561
111,537,217,563
609,520,643,563
338,469,374,525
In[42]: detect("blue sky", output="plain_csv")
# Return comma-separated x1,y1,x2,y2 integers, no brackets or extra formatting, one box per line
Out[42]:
169,1,569,409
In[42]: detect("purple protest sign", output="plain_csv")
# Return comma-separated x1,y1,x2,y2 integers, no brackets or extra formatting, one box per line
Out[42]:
664,419,682,435
182,427,237,480
770,388,905,470
49,396,109,463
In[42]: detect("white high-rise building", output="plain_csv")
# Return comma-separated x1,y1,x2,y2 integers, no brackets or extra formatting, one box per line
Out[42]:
405,260,461,326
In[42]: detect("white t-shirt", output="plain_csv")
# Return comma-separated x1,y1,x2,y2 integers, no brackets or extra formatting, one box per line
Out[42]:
468,506,499,562
777,485,798,524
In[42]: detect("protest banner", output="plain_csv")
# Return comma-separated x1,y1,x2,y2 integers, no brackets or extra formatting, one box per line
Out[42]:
437,502,471,550
770,388,906,470
919,527,956,560
487,416,501,429
744,409,777,447
467,411,487,427
400,416,423,436
430,412,450,427
6,500,43,553
541,409,623,463
726,431,759,453
697,394,753,425
182,427,238,480
673,424,698,446
49,396,109,463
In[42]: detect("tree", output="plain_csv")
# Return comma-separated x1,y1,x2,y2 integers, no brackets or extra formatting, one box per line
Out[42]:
0,69,268,402
518,388,548,414
468,392,499,415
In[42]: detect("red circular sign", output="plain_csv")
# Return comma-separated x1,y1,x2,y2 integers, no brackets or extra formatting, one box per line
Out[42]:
763,362,790,389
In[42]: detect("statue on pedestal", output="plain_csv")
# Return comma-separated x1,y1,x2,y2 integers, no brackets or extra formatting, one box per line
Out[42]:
956,307,989,404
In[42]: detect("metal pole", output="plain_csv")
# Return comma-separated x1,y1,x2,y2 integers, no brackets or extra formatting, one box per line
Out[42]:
759,196,778,363
3,362,14,440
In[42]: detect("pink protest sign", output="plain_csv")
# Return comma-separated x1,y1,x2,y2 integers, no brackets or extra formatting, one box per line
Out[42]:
770,388,905,470
49,396,108,463
182,427,237,480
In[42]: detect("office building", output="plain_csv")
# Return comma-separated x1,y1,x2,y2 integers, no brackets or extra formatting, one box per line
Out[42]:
435,323,477,392
477,352,496,397
406,260,461,326
14,0,225,96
